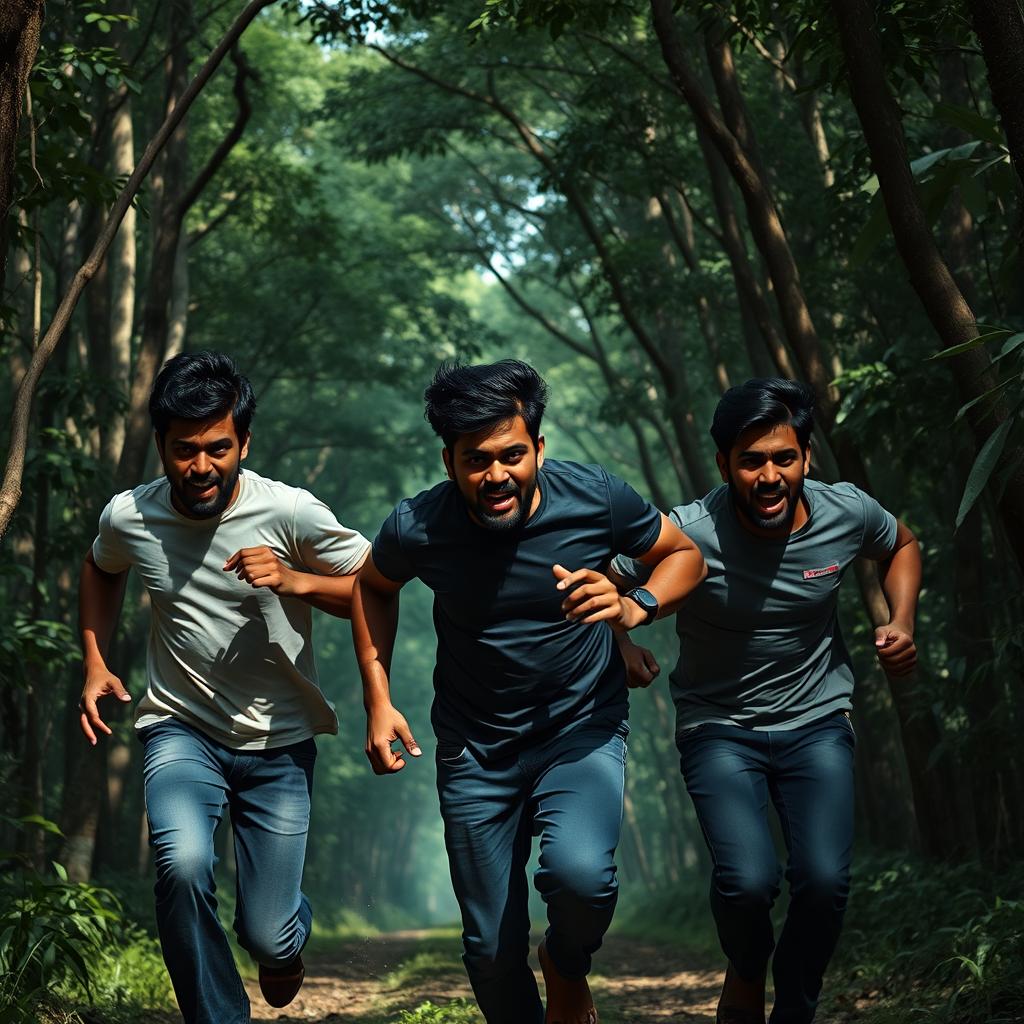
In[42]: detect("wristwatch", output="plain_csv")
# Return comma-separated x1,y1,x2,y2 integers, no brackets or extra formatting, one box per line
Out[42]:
624,587,659,625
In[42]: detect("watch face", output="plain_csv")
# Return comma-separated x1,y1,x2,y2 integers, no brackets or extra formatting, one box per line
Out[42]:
630,588,658,618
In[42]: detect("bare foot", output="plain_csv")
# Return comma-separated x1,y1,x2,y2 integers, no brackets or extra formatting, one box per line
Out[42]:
716,961,766,1024
538,938,598,1024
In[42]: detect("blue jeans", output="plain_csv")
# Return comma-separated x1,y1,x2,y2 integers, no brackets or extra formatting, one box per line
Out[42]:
678,712,855,1024
437,724,627,1024
140,720,317,1024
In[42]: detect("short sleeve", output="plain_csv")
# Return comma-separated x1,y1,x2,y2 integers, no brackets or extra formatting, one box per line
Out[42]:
91,495,133,574
371,504,416,583
292,490,370,576
857,487,899,559
607,471,662,559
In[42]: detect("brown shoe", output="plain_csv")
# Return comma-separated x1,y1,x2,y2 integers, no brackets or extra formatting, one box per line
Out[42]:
258,955,305,1008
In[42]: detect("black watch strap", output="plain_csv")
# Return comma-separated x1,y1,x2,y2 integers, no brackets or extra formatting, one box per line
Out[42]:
625,587,659,625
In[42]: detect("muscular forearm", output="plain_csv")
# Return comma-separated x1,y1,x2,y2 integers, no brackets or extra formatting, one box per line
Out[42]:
644,547,707,619
879,528,921,631
79,554,128,670
352,578,400,710
292,571,358,618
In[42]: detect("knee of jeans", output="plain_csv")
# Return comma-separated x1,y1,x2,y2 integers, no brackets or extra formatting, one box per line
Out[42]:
236,917,305,967
152,838,214,895
790,860,850,909
537,849,617,908
715,862,780,907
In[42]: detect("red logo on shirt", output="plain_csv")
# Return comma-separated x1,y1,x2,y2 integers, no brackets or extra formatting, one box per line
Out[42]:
803,564,839,580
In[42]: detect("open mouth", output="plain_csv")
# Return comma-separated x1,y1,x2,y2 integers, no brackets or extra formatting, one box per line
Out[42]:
187,480,219,500
754,491,787,518
482,490,517,514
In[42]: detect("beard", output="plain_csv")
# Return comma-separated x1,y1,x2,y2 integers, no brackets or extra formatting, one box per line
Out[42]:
729,474,804,532
472,477,538,531
171,465,240,518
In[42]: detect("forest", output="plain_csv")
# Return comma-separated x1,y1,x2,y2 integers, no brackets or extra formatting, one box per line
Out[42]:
1,0,1022,1021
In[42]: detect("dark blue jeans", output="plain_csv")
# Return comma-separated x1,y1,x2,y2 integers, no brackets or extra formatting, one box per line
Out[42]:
678,712,855,1024
436,724,627,1024
140,720,317,1024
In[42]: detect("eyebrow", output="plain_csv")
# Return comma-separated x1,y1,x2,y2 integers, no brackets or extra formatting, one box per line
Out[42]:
173,436,233,448
738,447,800,459
461,444,529,458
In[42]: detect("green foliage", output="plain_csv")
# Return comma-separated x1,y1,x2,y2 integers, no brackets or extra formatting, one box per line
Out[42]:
395,999,483,1024
0,820,121,1023
832,854,1024,1023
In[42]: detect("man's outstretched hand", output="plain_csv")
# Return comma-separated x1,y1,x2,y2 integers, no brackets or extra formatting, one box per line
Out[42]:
79,666,131,745
365,702,422,774
553,564,646,629
874,623,917,677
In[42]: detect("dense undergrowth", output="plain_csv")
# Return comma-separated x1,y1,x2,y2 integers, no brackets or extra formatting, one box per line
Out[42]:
618,850,1024,1024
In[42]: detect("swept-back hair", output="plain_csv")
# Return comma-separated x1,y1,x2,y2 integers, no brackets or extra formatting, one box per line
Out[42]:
149,350,256,440
424,359,549,450
710,377,815,455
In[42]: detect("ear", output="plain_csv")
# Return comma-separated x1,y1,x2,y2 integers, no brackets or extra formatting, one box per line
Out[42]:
715,451,728,484
240,432,251,461
802,445,811,476
154,431,166,467
441,446,453,480
536,434,545,468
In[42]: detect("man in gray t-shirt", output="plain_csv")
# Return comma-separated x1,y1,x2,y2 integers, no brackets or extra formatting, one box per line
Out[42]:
615,379,921,1024
79,352,369,1024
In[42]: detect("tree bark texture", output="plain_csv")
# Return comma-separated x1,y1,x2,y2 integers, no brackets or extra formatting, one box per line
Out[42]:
830,0,1024,574
0,0,274,540
0,0,44,299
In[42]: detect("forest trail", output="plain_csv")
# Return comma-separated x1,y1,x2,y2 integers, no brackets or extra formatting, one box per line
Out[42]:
242,931,724,1023
225,930,858,1023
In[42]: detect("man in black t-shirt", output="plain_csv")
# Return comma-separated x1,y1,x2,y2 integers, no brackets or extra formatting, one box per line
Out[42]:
352,361,706,1024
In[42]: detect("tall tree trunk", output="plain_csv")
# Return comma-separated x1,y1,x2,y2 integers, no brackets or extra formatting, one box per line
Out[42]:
968,0,1024,209
649,0,839,426
830,0,1024,574
104,84,136,471
0,0,44,298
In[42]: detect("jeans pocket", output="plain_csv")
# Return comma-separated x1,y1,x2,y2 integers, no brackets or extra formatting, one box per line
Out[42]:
436,742,469,766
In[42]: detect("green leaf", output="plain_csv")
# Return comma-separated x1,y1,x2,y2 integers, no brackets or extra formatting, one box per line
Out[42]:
932,102,1005,147
955,418,1013,529
927,328,1010,361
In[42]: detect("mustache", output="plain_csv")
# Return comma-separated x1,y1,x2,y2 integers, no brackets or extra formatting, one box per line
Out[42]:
754,483,786,496
186,474,221,488
481,480,519,496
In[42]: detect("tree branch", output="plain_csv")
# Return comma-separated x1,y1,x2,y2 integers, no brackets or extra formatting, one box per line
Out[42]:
0,0,275,538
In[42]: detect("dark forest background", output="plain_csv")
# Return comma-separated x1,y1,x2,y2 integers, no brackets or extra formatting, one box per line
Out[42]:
1,1,1022,1021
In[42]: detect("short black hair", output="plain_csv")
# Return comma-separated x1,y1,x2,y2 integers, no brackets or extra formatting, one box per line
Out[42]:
710,377,815,455
424,359,549,450
149,350,256,440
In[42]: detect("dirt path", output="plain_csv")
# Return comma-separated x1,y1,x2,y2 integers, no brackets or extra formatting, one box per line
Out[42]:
242,932,724,1023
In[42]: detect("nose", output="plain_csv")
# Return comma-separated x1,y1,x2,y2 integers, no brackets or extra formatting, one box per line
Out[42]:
192,451,212,476
484,461,508,483
759,460,780,486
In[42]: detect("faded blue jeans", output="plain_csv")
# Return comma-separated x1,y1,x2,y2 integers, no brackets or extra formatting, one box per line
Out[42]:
436,723,628,1024
678,711,856,1024
140,719,316,1024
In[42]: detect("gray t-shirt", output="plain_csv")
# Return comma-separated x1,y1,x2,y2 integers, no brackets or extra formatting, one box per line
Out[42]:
614,478,898,732
92,469,370,749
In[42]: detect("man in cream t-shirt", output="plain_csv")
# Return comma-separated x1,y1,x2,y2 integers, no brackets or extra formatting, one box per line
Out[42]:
78,351,369,1024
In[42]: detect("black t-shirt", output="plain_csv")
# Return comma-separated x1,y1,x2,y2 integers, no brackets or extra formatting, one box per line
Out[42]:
372,459,662,760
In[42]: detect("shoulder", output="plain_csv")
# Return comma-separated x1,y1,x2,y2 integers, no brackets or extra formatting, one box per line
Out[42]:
669,484,726,533
104,477,167,526
239,469,304,508
542,459,610,489
806,478,874,516
397,478,456,518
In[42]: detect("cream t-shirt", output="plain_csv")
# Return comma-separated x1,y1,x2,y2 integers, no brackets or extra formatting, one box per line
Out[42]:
92,469,369,749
